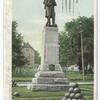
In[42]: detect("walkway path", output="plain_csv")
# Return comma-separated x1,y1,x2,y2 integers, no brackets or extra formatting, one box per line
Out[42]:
16,82,93,87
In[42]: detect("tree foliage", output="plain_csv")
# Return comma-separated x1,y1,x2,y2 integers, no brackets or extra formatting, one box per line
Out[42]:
59,16,94,71
34,50,41,65
12,21,28,70
59,32,73,66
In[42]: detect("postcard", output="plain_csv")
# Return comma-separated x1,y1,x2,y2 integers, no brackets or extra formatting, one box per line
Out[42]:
3,0,97,100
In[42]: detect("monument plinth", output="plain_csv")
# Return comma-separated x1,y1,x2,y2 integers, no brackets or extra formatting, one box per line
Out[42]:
41,26,59,66
27,26,69,91
40,26,62,72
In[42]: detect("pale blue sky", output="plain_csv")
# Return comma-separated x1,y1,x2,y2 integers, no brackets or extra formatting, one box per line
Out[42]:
13,0,93,53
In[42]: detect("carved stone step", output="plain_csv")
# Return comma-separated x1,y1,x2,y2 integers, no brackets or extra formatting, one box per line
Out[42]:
32,77,69,84
27,83,70,91
35,71,65,78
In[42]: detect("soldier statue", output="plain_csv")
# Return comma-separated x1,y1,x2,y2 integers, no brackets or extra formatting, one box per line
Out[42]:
43,0,57,27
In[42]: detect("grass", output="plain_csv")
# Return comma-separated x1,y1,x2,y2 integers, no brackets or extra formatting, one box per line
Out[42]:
13,98,62,100
13,97,93,100
13,65,39,78
12,77,32,82
13,71,93,82
12,84,93,100
64,71,93,82
79,84,94,90
12,87,65,98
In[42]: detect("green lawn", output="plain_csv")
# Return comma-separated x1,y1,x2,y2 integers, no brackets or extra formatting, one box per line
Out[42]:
12,98,62,100
12,77,32,82
12,84,93,100
79,84,94,90
12,97,93,100
12,87,65,98
13,71,93,82
64,72,93,82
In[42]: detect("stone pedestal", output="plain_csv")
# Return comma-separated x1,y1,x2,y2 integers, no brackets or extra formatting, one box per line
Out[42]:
41,26,59,65
27,26,69,91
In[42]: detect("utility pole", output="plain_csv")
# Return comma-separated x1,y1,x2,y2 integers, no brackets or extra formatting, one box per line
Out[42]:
79,21,85,80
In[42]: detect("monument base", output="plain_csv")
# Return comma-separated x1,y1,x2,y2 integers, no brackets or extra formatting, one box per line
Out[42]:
27,65,69,91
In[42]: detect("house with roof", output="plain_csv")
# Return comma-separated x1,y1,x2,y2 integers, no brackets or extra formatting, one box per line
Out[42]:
22,42,35,67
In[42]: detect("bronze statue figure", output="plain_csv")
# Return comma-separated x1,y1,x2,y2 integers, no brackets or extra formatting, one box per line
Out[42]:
43,0,57,27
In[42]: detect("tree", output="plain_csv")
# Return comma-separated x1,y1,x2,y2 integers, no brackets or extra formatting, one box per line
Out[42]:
59,16,94,72
34,50,41,65
12,21,28,71
59,32,74,66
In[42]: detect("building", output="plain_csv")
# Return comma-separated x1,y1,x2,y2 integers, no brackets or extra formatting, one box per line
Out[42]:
22,42,35,67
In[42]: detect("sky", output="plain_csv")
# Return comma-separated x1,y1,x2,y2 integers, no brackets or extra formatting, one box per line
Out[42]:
13,0,94,54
